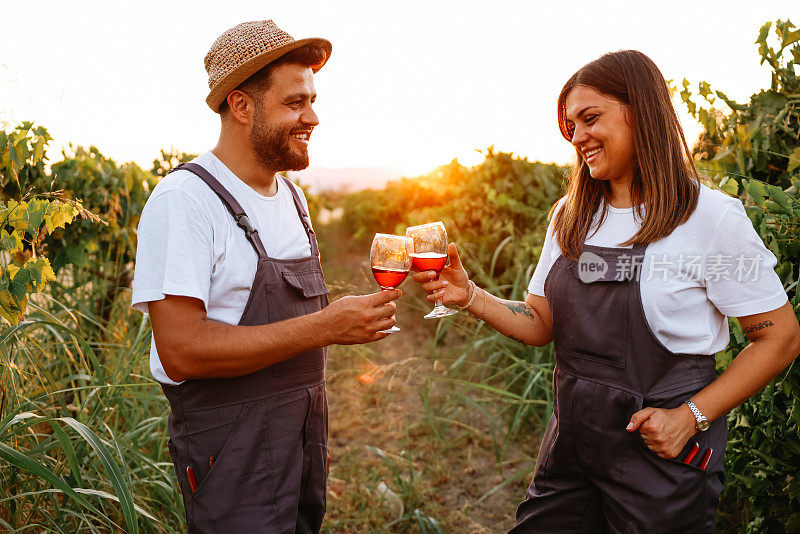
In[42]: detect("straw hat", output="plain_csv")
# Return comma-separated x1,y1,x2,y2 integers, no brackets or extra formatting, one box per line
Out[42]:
204,20,332,113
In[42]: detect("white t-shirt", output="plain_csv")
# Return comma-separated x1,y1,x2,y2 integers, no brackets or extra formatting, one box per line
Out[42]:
527,183,788,355
131,151,313,385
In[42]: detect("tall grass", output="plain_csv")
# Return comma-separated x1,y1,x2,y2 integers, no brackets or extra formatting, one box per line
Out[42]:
422,238,557,501
0,293,181,532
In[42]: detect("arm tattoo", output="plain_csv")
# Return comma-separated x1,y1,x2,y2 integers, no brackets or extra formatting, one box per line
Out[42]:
743,320,774,335
503,301,536,322
508,334,526,345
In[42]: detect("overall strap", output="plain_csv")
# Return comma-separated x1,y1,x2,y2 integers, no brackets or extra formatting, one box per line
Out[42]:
280,176,320,257
174,162,269,258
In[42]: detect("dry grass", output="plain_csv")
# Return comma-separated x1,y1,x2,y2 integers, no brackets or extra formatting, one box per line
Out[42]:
318,222,538,533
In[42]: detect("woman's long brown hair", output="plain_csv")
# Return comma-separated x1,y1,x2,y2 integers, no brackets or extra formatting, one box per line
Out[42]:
552,50,700,261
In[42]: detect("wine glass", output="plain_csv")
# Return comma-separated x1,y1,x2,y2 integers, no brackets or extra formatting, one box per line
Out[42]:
370,234,412,333
406,221,458,319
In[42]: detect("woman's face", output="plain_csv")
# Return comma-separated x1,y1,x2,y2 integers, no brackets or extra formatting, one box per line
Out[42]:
564,85,636,183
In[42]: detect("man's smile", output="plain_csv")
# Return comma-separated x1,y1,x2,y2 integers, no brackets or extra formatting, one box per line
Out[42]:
290,130,312,145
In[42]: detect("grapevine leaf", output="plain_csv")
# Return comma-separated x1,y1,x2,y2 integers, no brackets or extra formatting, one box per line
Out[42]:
0,229,23,253
782,29,800,48
756,22,772,63
720,177,739,195
764,186,792,215
744,179,768,207
24,199,49,235
0,287,25,326
45,201,79,234
6,200,29,233
33,137,45,164
24,257,57,291
9,266,32,300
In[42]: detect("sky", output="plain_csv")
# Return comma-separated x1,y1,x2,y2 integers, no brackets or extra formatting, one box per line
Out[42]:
1,1,797,186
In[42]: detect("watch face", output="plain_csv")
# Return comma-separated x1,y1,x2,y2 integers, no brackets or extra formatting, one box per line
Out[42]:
697,419,710,431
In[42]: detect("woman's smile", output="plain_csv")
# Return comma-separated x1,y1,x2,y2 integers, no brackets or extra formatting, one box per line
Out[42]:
582,146,603,164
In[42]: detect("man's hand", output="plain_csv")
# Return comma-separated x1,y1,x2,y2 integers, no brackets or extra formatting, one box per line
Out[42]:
321,289,401,345
626,404,698,459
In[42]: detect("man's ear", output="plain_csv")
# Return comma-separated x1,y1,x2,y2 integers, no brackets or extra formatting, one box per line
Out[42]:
225,90,252,125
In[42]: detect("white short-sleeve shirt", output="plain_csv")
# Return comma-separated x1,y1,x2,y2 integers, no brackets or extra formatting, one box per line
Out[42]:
131,151,313,384
527,184,788,355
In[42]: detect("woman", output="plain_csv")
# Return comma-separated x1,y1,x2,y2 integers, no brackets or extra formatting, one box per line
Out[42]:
413,50,800,532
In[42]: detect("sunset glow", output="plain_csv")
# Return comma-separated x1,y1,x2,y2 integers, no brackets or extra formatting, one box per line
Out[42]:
2,1,795,188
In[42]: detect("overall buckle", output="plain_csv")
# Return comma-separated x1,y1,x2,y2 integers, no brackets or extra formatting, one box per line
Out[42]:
235,214,256,236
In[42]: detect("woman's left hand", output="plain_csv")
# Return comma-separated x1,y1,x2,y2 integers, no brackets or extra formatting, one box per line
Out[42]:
625,404,698,459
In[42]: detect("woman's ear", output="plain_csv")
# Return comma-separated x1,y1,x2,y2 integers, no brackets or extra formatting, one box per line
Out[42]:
623,104,635,127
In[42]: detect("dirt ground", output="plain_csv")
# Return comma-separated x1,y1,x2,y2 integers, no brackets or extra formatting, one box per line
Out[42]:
318,220,538,533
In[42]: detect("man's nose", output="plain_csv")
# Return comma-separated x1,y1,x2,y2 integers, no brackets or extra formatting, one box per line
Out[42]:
301,105,319,127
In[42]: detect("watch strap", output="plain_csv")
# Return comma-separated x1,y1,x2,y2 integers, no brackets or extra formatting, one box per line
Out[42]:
684,399,709,430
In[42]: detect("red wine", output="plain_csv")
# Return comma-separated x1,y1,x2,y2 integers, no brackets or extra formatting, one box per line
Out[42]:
410,252,447,272
372,267,409,289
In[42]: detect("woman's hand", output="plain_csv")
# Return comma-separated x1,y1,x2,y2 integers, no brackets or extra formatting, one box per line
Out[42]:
412,243,471,306
625,404,698,459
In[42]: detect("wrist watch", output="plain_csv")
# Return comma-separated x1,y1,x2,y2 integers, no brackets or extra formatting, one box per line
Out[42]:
684,399,710,431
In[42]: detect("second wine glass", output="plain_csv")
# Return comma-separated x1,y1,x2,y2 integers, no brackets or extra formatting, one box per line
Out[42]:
406,221,458,319
370,233,412,333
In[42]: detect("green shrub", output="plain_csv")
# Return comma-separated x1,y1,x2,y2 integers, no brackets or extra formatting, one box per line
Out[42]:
681,19,800,532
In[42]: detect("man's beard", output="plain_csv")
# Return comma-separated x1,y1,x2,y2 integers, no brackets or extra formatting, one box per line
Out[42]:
249,106,310,172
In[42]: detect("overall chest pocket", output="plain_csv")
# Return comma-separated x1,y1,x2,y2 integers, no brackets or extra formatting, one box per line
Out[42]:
265,269,330,323
552,260,631,368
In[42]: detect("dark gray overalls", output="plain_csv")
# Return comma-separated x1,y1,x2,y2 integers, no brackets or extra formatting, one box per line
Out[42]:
512,244,727,533
160,163,330,533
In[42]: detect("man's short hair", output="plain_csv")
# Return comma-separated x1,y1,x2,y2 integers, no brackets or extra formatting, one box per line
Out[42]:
219,43,328,115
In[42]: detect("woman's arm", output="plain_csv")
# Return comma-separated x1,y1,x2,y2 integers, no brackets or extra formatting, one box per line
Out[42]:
628,300,800,458
688,301,800,421
412,243,554,347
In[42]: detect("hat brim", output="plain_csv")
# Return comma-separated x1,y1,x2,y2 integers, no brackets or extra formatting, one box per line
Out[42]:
206,37,332,113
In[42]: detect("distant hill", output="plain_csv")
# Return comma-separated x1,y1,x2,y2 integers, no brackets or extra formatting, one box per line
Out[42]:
289,166,403,193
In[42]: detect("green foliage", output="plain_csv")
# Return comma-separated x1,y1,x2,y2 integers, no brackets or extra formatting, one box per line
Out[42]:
681,19,800,533
0,123,88,325
343,150,566,298
8,139,193,328
150,148,196,180
0,128,185,530
342,159,464,241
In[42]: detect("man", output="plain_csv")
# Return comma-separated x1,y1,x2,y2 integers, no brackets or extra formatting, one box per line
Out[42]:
131,20,400,533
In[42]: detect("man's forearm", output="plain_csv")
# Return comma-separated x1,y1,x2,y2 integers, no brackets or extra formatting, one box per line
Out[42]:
163,310,330,381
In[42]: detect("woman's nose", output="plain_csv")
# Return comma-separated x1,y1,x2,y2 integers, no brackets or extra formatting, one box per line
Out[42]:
571,124,588,147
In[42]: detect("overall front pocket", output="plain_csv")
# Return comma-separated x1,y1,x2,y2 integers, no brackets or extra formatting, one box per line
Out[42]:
188,400,276,528
182,402,246,488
